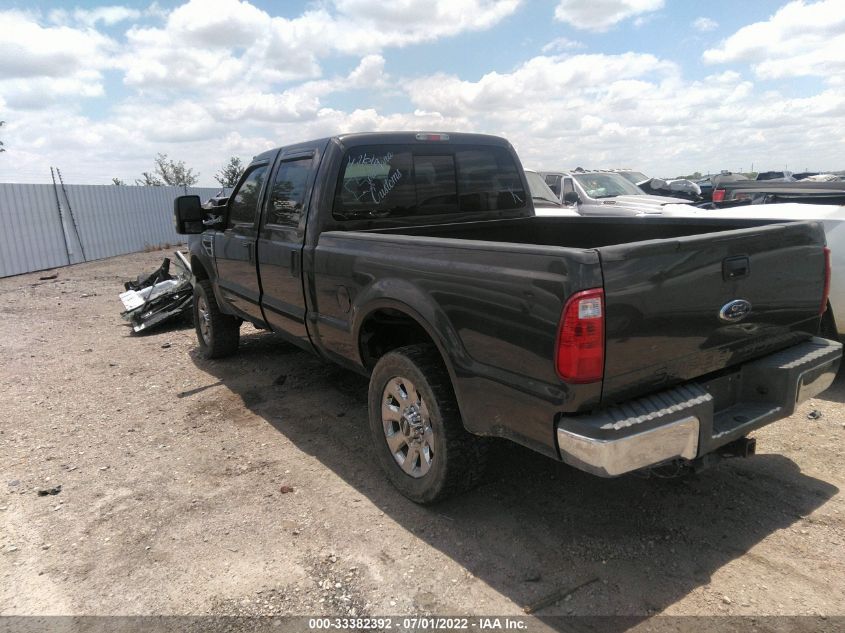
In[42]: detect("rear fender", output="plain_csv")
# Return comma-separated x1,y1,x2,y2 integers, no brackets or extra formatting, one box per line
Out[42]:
351,278,470,415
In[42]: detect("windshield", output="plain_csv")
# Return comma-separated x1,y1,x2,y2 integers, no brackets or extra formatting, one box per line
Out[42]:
573,172,644,198
524,171,560,203
617,171,648,185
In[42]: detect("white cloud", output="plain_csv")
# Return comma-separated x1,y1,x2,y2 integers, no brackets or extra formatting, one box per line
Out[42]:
347,55,388,88
541,37,584,53
202,56,389,123
553,0,664,31
330,0,522,49
403,52,844,176
118,0,521,90
703,0,845,80
2,0,845,185
0,10,118,108
50,5,143,27
1,74,106,110
406,53,677,116
0,11,115,80
693,17,718,32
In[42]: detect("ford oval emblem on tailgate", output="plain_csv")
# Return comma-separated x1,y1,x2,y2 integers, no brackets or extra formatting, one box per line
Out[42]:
719,299,752,323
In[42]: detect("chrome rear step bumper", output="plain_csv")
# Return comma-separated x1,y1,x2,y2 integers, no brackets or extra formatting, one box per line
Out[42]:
556,337,841,477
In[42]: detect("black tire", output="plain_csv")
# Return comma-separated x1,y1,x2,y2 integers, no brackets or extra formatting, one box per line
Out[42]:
193,280,240,359
367,344,488,504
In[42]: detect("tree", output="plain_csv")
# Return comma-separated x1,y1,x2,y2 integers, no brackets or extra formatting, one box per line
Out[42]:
136,153,199,186
111,177,126,186
215,156,245,187
135,171,163,186
0,120,5,153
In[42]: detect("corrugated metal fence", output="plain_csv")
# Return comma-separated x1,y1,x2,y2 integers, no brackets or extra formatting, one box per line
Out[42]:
0,184,223,277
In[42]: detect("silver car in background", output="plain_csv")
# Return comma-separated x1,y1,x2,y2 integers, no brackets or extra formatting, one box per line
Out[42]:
538,170,690,216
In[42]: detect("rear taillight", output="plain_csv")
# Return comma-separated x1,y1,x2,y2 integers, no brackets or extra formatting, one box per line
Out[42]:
821,246,831,315
712,189,726,202
555,288,604,383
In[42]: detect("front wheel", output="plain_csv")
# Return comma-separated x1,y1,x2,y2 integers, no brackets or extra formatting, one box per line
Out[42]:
367,344,488,504
193,280,240,359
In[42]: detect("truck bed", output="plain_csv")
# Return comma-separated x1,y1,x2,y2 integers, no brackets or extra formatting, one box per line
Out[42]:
313,215,827,456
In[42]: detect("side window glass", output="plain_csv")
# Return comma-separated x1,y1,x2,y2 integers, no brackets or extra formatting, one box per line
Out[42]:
545,175,561,196
413,154,458,215
456,147,526,212
267,158,312,227
563,178,575,196
333,147,414,220
228,165,268,227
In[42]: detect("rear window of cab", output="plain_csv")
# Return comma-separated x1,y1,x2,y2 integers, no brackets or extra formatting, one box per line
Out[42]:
332,145,526,220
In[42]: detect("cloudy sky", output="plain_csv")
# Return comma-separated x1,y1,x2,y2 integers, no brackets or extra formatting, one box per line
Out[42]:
0,0,843,185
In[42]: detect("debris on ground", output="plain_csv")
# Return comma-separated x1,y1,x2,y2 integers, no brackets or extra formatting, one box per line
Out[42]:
37,485,62,497
118,251,193,334
523,576,599,614
39,272,59,281
523,570,542,583
279,485,294,494
807,409,823,420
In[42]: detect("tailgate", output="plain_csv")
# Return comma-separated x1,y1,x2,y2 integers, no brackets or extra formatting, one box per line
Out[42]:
598,221,827,404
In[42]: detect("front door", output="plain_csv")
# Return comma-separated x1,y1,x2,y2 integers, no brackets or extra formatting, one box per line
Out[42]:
256,155,314,346
213,162,270,322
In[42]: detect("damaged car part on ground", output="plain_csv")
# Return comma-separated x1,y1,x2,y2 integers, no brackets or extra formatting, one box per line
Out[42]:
118,251,193,333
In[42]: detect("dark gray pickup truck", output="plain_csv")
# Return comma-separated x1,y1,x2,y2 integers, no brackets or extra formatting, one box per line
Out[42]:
174,132,841,504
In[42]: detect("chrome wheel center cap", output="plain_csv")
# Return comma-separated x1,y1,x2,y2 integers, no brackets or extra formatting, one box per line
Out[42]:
400,407,423,441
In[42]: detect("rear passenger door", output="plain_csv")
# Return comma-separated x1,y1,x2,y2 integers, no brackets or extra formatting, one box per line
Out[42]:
214,162,270,322
256,154,315,346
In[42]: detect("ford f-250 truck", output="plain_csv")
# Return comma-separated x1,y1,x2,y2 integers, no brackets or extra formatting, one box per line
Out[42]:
173,132,841,504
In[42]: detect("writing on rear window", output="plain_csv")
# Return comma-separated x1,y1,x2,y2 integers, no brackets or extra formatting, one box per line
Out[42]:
344,151,404,206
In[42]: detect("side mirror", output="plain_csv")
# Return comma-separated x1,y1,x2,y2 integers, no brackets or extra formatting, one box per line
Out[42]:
563,191,580,205
173,195,204,234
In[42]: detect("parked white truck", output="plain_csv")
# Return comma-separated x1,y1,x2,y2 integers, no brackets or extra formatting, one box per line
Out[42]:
539,169,692,216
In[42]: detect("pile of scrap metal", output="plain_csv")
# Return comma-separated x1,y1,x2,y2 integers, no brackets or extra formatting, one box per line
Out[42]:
119,252,193,333
609,170,703,202
203,189,230,209
636,177,702,202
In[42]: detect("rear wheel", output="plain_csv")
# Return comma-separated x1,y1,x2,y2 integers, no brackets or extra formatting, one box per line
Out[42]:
368,344,488,504
193,280,240,359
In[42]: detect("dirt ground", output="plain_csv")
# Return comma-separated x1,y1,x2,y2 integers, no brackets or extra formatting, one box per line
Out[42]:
1,250,844,623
